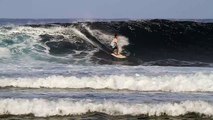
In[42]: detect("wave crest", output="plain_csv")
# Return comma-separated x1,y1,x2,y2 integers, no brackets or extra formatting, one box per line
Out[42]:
1,73,213,92
0,98,212,117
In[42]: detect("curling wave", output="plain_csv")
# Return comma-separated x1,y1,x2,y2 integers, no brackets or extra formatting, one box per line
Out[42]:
0,19,213,66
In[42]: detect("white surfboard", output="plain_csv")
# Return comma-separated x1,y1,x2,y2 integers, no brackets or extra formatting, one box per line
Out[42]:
111,53,127,59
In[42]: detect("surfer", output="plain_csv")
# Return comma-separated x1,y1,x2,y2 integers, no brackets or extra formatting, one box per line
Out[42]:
110,34,127,59
110,34,120,55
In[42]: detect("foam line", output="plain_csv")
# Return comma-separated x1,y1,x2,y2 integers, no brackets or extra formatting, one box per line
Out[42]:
0,98,212,117
1,73,213,92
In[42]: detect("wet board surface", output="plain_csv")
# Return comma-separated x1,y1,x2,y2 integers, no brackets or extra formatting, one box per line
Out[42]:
111,53,127,59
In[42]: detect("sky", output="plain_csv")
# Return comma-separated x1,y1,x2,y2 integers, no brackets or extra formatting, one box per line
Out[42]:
0,0,212,19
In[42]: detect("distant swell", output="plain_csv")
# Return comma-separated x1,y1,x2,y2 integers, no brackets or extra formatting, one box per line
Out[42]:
0,98,212,117
1,73,213,92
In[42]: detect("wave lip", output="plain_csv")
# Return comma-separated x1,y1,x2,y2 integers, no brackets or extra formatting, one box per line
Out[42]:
1,73,213,92
0,98,212,117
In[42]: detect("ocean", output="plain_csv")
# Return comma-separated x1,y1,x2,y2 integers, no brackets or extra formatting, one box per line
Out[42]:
0,19,213,120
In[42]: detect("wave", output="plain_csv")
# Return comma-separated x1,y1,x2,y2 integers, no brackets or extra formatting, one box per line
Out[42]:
1,73,213,92
0,98,212,117
1,113,210,120
0,19,213,66
0,25,97,65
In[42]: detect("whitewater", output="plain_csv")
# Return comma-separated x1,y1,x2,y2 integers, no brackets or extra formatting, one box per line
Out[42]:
0,19,213,119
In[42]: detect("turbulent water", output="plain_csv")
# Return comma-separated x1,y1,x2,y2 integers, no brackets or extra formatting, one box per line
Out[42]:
0,19,213,119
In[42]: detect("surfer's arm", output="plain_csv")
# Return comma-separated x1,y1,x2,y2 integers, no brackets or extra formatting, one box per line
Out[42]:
110,38,117,47
114,42,118,47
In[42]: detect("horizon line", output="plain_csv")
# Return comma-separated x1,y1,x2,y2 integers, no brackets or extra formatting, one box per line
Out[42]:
0,18,213,20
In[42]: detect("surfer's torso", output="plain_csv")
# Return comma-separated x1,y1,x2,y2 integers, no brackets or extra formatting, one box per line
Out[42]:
110,38,118,48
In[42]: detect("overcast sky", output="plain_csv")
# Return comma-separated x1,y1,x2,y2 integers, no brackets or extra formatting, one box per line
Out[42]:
0,0,212,19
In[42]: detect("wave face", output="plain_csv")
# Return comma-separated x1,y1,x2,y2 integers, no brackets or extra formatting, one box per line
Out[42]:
84,20,213,66
0,19,213,66
0,98,212,117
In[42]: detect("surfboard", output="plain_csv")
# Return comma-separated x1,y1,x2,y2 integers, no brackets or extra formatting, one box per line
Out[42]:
111,53,127,59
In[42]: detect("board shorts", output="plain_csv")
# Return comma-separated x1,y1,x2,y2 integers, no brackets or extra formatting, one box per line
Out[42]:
112,46,118,51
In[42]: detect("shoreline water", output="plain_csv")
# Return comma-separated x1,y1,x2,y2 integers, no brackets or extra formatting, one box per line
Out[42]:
1,112,212,120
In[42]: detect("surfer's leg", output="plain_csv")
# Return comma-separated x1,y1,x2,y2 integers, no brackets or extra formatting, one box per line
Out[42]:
113,49,118,55
115,46,120,55
115,47,119,55
112,46,118,55
117,46,120,55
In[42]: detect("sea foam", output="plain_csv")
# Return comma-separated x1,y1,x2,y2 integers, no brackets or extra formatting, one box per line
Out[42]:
0,47,10,58
1,73,213,92
0,98,212,117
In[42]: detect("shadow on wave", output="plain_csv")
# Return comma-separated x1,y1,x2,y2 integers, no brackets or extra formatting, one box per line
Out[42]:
26,19,213,66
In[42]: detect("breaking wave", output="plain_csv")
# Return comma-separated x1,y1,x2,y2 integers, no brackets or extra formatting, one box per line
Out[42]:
0,98,212,117
0,19,213,66
1,73,213,92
